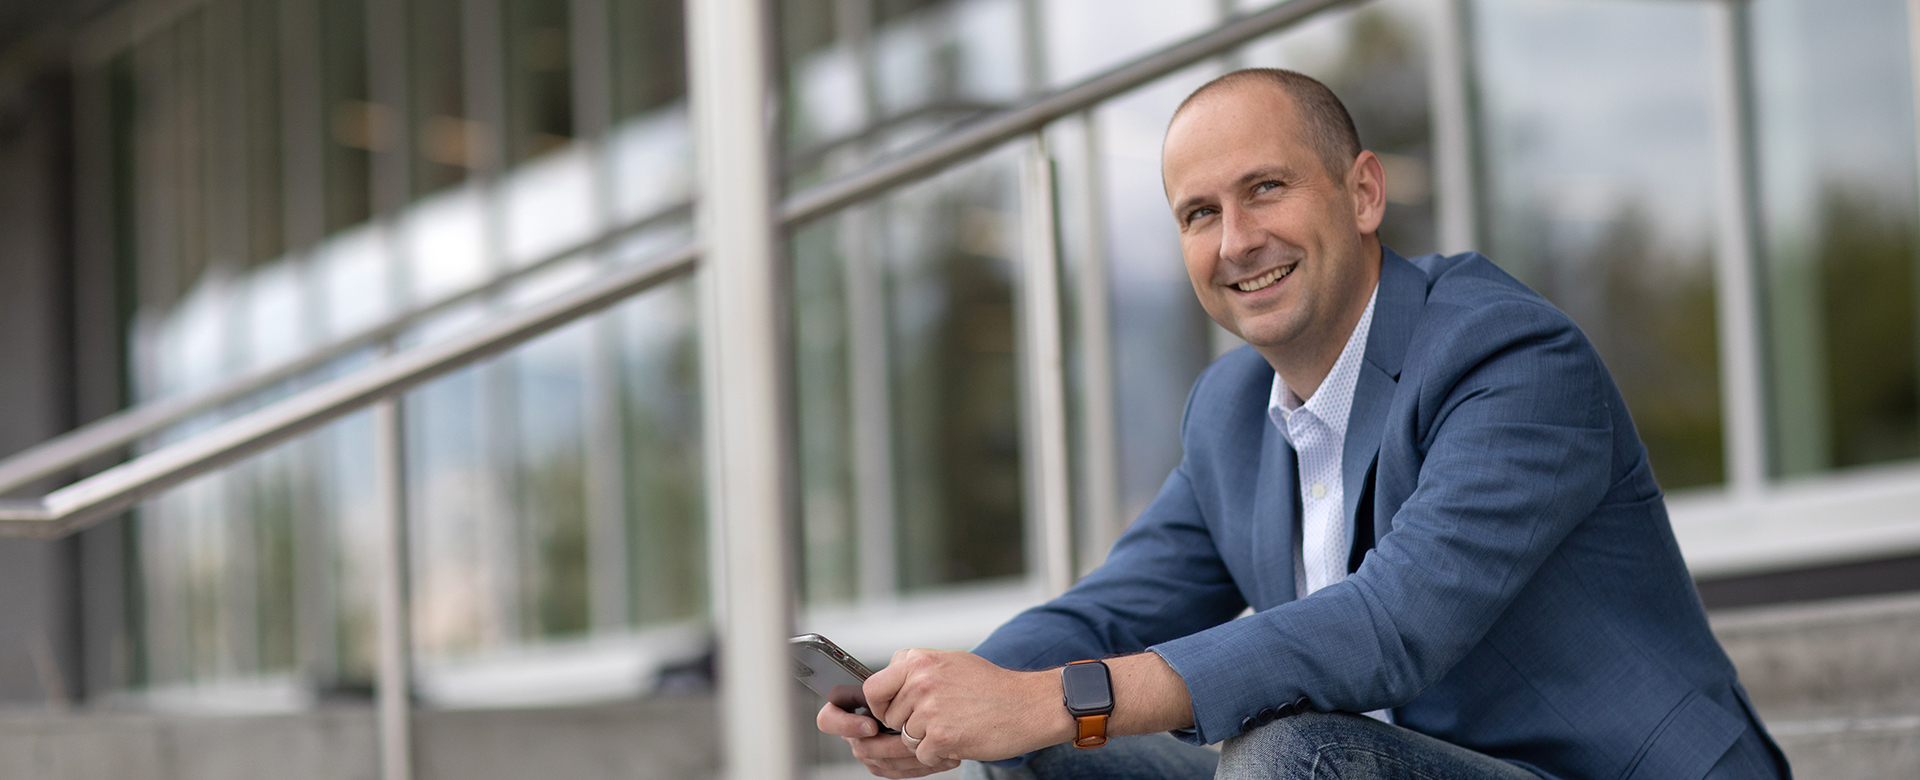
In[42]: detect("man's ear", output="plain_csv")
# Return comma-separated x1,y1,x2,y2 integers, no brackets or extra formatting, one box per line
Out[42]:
1347,151,1387,235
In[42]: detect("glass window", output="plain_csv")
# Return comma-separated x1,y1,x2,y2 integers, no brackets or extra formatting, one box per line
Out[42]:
321,0,373,233
408,362,495,660
1474,0,1726,490
618,280,707,625
886,157,1028,591
243,0,286,266
503,0,574,163
173,12,211,305
610,0,686,121
792,216,859,604
1751,0,1920,476
409,0,472,196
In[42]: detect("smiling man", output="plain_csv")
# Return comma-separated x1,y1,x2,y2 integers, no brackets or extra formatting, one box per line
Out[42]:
815,69,1791,780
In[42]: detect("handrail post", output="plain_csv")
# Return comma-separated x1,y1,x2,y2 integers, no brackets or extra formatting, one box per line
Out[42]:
373,390,414,780
686,0,800,778
1018,133,1076,598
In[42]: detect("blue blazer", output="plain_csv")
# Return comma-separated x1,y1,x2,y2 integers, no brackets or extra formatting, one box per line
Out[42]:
975,249,1788,780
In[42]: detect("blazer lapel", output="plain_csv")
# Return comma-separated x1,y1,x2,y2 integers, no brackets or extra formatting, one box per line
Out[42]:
1342,248,1422,549
1253,408,1300,607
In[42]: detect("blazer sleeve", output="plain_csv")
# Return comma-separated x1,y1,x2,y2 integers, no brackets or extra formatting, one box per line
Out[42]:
1150,298,1615,745
972,462,1249,672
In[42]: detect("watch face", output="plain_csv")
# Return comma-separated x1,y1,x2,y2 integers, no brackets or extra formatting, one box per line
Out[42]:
1062,662,1113,712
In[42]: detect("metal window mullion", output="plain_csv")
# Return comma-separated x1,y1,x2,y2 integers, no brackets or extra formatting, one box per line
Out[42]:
686,0,800,776
278,0,326,255
570,0,632,635
462,0,525,644
131,26,184,690
276,0,339,687
1707,0,1770,500
202,0,264,679
831,0,897,604
1429,0,1484,255
1906,0,1920,427
841,203,898,603
1017,134,1075,598
70,55,133,696
368,0,414,218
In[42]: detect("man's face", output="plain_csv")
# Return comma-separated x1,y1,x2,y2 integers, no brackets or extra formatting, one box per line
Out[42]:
1162,84,1383,365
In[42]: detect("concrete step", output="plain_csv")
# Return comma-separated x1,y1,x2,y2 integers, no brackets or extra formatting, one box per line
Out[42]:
1764,714,1920,780
1712,591,1920,720
1711,591,1920,777
0,695,720,780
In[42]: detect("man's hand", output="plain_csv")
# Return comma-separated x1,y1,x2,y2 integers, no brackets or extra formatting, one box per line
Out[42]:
863,649,1075,767
817,702,961,778
812,648,1195,776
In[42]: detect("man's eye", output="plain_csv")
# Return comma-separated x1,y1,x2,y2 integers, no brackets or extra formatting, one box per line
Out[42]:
1187,207,1217,224
1254,180,1283,193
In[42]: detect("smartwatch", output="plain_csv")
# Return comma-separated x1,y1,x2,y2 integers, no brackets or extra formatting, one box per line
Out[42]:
1061,660,1114,749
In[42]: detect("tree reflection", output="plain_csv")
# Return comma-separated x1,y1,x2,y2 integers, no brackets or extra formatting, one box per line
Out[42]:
1526,206,1725,491
1814,185,1920,468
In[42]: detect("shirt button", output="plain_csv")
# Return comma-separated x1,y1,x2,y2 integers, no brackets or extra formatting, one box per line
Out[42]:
1311,483,1327,500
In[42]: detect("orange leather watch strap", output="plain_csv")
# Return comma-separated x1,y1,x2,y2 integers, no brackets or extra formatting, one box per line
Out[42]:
1072,713,1109,749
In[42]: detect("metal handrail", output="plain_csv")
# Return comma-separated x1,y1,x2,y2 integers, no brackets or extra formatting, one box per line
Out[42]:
0,201,693,497
0,0,1360,538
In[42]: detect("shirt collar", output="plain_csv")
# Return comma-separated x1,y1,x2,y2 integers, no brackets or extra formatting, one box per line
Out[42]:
1267,285,1380,438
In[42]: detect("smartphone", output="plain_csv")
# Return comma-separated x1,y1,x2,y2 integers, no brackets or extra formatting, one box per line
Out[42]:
789,633,900,734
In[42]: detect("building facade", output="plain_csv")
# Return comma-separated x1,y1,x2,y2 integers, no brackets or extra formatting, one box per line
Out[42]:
0,0,1914,756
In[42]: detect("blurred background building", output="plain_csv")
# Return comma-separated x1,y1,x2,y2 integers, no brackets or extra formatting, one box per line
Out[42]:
0,0,1915,777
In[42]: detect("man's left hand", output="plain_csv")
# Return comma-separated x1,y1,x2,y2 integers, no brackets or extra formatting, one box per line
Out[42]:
863,648,1075,765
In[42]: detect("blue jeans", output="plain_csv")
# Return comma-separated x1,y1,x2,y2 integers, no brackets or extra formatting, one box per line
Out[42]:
962,712,1537,780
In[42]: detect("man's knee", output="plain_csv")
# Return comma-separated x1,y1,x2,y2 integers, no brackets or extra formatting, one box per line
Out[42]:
965,733,1217,780
1217,711,1379,779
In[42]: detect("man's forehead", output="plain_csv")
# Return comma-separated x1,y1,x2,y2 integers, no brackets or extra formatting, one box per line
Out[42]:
1162,81,1307,192
1166,79,1300,146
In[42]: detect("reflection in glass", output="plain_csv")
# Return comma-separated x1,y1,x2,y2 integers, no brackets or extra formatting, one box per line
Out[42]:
1319,8,1435,256
610,0,687,121
409,0,471,196
242,0,285,266
1475,0,1725,490
1752,0,1920,476
515,323,592,638
887,160,1027,591
409,363,496,659
504,0,575,163
618,281,707,626
793,217,859,604
322,0,373,232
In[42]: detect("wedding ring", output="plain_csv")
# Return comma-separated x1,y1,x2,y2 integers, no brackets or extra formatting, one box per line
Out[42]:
901,732,923,749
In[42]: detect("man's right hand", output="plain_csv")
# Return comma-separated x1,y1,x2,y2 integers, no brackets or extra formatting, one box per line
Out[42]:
817,701,963,778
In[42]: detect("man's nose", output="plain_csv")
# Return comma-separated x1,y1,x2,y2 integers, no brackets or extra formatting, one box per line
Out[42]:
1217,205,1265,266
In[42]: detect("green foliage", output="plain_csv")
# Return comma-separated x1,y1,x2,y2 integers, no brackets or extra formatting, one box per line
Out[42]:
1581,210,1725,490
1816,186,1920,467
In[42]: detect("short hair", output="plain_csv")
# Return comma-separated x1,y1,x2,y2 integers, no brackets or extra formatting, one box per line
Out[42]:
1172,68,1362,178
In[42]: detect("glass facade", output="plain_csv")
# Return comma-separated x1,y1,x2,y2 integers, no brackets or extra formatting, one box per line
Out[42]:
59,0,1920,712
1752,0,1920,478
1474,0,1726,490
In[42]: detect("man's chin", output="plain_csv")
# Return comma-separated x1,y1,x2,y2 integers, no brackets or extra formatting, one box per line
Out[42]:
1228,317,1300,352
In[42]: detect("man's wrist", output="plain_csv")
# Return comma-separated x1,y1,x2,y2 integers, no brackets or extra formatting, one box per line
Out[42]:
1024,669,1079,748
